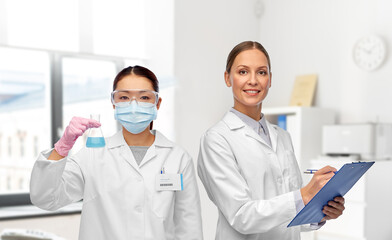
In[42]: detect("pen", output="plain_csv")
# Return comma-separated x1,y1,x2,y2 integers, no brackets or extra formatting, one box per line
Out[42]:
304,169,337,174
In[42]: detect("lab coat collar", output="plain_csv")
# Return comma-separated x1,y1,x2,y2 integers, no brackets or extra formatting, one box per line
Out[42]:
106,130,140,173
223,111,246,130
106,129,174,149
151,130,175,148
106,129,174,171
106,130,128,149
138,130,175,167
223,111,278,152
266,120,278,152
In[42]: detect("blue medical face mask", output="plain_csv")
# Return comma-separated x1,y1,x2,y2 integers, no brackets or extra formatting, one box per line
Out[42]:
114,101,157,134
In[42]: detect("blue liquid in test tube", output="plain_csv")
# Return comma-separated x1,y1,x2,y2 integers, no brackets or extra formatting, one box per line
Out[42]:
86,137,106,148
86,114,106,148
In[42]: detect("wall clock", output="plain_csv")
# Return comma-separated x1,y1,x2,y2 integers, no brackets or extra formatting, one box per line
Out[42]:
353,35,387,71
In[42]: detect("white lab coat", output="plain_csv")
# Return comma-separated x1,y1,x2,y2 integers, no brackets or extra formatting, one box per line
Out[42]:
198,111,314,240
30,130,203,240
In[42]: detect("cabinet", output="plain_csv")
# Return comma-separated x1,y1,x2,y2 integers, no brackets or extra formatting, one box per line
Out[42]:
309,158,392,240
263,107,335,171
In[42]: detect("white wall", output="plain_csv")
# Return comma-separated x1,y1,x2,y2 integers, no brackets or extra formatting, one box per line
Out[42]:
145,0,174,79
144,0,176,141
259,0,392,124
174,0,261,238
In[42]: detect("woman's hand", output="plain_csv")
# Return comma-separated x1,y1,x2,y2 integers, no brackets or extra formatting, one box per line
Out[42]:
54,117,101,157
321,196,345,221
300,166,337,205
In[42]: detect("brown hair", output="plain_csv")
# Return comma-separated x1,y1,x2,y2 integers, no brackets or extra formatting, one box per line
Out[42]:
113,65,159,92
225,41,271,73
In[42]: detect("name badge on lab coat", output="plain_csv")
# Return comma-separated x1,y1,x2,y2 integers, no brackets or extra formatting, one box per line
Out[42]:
156,174,183,191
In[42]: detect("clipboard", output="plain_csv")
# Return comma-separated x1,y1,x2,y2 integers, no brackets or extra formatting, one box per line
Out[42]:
287,161,375,227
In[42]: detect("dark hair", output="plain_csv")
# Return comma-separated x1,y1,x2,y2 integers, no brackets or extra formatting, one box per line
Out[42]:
225,41,271,73
113,65,159,92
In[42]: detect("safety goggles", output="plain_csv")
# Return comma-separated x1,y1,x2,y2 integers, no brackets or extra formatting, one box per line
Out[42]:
111,89,159,107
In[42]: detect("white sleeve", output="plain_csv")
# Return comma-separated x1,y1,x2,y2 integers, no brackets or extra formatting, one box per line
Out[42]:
301,221,326,232
30,149,85,211
197,131,297,235
174,155,204,240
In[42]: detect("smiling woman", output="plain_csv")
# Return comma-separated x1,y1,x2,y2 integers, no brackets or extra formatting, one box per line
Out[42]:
197,41,345,240
224,45,272,120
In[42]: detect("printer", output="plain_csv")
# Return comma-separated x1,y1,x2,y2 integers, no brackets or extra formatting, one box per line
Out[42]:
322,123,392,160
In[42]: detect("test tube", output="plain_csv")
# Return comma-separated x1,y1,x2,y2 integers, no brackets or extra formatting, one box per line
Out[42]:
86,114,106,148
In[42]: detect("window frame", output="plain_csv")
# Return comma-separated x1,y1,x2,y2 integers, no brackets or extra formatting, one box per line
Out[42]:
0,45,136,208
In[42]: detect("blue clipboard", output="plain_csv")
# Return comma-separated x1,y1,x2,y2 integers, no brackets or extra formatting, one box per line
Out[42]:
287,161,375,227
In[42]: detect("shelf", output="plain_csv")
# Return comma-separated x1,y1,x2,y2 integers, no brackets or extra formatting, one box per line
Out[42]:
263,106,335,171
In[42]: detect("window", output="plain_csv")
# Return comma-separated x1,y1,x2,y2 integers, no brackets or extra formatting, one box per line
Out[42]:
0,49,175,206
6,176,11,190
0,133,2,158
61,57,124,154
0,0,174,208
0,48,132,206
33,136,39,157
7,136,11,157
0,47,51,195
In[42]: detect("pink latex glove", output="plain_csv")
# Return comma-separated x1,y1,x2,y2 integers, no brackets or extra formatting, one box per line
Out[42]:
54,116,101,157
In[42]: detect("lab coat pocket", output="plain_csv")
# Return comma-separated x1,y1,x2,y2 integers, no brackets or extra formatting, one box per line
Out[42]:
152,190,175,219
284,150,302,191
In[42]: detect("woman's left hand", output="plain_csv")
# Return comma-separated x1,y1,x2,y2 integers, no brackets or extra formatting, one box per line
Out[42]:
321,196,345,221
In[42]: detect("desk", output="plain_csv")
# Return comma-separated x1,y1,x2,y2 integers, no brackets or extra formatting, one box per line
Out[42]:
0,202,81,239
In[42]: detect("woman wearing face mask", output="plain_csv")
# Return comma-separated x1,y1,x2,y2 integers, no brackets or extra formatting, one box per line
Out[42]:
30,66,203,240
197,41,345,240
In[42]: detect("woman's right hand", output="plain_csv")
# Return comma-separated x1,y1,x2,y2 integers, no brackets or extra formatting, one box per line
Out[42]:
300,166,337,205
54,117,101,157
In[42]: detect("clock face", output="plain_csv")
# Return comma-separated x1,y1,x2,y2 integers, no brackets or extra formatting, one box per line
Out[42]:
353,35,387,71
